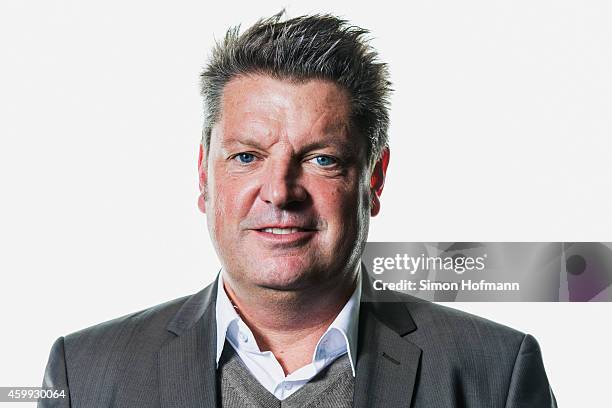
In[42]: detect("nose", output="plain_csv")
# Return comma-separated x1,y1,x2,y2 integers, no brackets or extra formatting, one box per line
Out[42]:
259,157,307,208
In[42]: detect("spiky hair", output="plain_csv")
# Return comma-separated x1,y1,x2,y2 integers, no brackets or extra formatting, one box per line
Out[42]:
200,12,392,168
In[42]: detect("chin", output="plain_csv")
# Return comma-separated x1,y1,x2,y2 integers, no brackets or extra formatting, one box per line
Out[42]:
251,259,323,291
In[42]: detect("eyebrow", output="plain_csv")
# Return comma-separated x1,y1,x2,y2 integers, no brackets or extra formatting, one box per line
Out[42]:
296,140,360,157
221,135,360,157
221,136,270,151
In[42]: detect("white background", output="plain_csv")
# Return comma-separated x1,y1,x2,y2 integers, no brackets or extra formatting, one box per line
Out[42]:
1,0,610,406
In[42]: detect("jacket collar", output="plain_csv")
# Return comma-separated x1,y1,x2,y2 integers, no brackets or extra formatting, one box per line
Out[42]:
158,276,220,408
353,270,422,408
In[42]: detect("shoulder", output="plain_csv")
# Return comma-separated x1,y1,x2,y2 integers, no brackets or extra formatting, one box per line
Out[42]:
392,291,528,363
62,294,191,356
408,295,523,340
387,293,555,406
43,283,218,399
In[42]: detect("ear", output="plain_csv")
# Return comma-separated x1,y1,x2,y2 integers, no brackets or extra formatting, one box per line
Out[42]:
370,148,390,217
197,143,207,214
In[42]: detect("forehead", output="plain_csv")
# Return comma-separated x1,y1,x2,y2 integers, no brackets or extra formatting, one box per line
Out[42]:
214,75,355,145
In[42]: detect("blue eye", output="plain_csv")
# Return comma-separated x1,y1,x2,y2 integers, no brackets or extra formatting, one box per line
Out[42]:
313,155,337,166
235,153,256,164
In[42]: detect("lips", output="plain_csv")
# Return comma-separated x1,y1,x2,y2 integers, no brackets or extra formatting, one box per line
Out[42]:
250,225,318,246
260,227,307,235
250,223,318,233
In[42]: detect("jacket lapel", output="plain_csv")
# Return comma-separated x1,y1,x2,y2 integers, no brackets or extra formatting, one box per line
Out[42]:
158,278,219,408
354,275,422,408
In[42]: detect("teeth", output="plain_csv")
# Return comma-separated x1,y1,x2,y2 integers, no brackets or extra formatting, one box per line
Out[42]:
262,227,302,234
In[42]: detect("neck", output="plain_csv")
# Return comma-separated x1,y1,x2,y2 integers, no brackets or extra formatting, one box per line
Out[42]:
222,268,358,375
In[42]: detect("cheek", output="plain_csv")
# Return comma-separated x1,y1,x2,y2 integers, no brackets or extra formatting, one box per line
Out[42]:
208,169,259,222
311,179,366,229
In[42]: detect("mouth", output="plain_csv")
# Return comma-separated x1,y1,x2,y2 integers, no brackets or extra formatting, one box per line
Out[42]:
258,227,314,235
250,226,318,246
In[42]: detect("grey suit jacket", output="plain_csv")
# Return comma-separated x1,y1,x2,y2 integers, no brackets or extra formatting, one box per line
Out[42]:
40,275,557,407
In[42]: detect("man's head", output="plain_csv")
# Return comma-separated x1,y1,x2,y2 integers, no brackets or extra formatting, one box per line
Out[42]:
198,13,391,294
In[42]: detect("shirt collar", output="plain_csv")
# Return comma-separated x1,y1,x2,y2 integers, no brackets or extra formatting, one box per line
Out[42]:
214,267,362,375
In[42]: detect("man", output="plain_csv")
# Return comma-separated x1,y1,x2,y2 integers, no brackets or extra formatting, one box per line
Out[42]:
40,13,556,407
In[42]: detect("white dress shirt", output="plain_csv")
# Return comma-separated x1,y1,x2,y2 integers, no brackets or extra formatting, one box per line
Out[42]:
215,269,361,400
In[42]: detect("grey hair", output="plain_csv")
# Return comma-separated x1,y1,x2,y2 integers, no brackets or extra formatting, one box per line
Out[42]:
200,11,392,169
